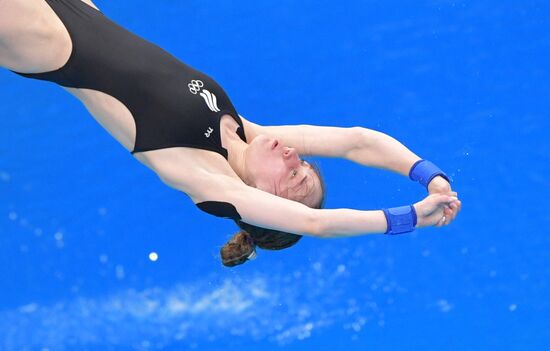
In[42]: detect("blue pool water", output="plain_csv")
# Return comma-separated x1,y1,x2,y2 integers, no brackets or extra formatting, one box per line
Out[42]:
0,0,548,350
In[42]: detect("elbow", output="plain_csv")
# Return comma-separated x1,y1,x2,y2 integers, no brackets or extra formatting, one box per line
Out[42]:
306,209,332,239
345,126,388,162
342,127,376,161
350,126,383,149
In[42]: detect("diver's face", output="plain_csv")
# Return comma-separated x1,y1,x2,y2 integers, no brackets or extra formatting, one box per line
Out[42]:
246,135,320,206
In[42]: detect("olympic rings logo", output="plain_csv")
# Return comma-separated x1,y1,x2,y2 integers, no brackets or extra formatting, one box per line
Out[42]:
188,80,204,94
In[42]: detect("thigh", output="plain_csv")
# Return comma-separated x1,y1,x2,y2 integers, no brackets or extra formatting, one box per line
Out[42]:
0,0,71,73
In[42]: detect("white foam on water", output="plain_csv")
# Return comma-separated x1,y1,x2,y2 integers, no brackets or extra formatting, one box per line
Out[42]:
0,258,393,350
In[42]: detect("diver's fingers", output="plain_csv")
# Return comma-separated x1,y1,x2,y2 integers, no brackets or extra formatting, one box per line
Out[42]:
435,215,446,227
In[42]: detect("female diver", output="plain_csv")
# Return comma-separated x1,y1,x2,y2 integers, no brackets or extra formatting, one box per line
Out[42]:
0,0,462,267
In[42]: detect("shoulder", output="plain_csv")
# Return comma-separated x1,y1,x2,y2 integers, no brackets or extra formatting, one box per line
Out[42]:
238,114,264,141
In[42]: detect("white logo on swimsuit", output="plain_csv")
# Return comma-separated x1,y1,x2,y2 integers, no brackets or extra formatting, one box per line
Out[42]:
188,79,221,112
188,80,204,94
204,127,214,138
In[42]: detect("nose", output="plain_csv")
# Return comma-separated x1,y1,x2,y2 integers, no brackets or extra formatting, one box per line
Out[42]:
283,147,300,164
283,147,296,158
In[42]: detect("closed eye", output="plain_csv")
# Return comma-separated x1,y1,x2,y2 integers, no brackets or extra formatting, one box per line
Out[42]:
291,160,306,178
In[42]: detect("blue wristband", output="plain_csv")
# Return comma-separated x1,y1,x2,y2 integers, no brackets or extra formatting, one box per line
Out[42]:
409,159,450,189
382,205,417,235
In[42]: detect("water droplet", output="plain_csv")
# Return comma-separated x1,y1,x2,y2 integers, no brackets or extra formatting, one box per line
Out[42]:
0,171,10,181
149,252,159,262
54,231,63,241
115,265,125,280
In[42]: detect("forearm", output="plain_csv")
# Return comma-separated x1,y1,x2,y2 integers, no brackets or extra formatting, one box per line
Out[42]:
348,128,422,177
314,208,388,238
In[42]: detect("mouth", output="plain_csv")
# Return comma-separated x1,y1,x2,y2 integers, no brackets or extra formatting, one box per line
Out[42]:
271,139,279,150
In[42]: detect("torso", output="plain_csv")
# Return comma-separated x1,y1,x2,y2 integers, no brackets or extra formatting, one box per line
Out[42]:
1,0,252,191
64,87,247,179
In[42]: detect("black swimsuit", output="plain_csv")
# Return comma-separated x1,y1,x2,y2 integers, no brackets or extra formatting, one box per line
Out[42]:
14,0,246,220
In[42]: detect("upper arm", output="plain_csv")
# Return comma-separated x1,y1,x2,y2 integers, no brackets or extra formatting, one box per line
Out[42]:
187,172,320,236
239,115,363,158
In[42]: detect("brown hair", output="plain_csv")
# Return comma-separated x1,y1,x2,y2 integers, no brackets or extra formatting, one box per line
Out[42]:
220,161,326,267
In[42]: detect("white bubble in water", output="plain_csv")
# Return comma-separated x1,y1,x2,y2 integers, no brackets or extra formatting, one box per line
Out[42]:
436,299,453,313
54,231,63,241
0,171,10,182
149,252,159,262
509,304,517,312
19,303,38,314
8,212,18,221
312,262,322,272
336,264,346,274
141,340,151,348
115,265,125,280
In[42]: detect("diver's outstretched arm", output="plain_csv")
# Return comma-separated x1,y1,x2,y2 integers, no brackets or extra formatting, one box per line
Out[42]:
346,128,461,222
239,115,424,177
345,128,423,176
164,170,458,238
237,117,461,224
346,128,460,202
238,115,364,158
248,115,448,187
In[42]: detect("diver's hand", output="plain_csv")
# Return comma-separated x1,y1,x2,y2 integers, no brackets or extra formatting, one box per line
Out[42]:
427,176,461,225
413,192,460,228
428,175,452,194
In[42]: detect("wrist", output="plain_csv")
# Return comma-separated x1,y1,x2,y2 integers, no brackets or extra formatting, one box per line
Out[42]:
409,159,450,189
382,205,417,235
428,176,452,193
